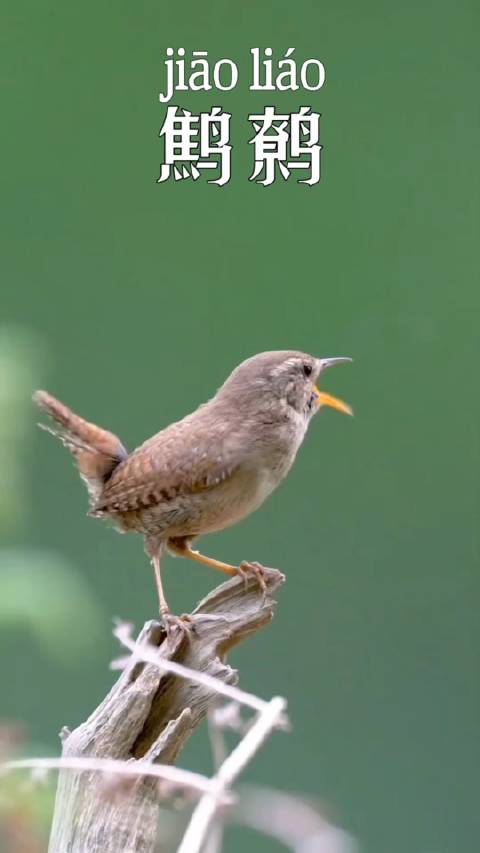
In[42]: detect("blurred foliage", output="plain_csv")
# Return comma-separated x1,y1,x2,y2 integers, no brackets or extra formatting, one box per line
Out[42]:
0,326,106,665
0,550,105,664
0,724,54,853
0,328,105,847
0,773,53,853
0,328,48,534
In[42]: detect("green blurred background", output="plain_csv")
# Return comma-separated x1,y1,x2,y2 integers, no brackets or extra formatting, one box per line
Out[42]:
1,1,478,851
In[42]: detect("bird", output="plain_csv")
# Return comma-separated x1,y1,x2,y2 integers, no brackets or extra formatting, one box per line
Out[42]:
33,351,352,632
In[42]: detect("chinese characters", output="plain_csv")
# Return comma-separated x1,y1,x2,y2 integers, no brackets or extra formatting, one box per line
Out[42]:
249,106,321,186
158,106,321,187
157,107,231,186
157,47,326,187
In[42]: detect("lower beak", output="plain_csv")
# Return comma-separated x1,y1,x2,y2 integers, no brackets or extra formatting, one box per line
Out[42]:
313,387,353,416
313,356,353,416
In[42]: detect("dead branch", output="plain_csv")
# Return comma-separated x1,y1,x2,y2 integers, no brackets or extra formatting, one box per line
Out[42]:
46,566,284,853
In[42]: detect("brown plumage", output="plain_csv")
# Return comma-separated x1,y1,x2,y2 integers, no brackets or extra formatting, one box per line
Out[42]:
34,351,352,631
33,390,128,503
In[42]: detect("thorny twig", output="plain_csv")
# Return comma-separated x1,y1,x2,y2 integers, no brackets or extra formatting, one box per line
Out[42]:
0,757,231,803
4,566,289,853
177,696,287,853
2,619,288,853
235,787,359,853
0,613,358,853
202,707,229,853
113,620,289,853
113,621,286,721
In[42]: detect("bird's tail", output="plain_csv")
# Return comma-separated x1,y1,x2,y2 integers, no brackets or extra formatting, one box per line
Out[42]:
33,390,128,504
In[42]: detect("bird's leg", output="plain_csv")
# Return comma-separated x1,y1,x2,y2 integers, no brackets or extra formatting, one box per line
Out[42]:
151,551,170,618
168,538,237,575
167,538,268,601
145,540,190,635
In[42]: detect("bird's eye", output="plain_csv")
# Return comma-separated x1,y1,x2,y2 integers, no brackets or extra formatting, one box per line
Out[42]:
303,363,312,378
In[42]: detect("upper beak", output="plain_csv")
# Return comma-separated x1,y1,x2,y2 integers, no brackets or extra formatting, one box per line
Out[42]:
313,356,353,416
319,356,353,370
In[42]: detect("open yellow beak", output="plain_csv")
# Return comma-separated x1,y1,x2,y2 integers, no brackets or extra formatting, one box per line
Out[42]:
313,386,353,416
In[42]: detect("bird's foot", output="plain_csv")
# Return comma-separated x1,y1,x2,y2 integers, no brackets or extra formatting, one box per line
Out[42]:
161,610,192,637
237,561,268,604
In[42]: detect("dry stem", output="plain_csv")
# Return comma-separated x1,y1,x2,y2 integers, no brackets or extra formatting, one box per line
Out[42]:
40,566,285,853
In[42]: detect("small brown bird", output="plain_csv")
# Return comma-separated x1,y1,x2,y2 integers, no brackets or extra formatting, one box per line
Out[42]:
34,351,352,631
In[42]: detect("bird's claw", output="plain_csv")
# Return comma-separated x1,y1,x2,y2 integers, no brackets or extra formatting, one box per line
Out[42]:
161,611,192,637
237,561,268,604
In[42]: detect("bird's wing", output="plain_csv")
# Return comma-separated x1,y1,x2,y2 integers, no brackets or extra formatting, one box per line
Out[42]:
93,415,240,514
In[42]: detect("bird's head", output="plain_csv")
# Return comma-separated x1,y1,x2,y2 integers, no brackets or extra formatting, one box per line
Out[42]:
217,351,353,422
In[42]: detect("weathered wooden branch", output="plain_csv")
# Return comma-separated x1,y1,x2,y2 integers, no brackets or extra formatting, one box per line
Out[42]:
47,567,285,853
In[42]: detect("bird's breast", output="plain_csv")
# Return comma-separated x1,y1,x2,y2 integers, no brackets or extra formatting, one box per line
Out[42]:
115,411,308,540
187,465,274,535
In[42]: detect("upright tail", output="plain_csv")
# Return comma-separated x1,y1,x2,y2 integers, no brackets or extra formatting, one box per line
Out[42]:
33,390,128,505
